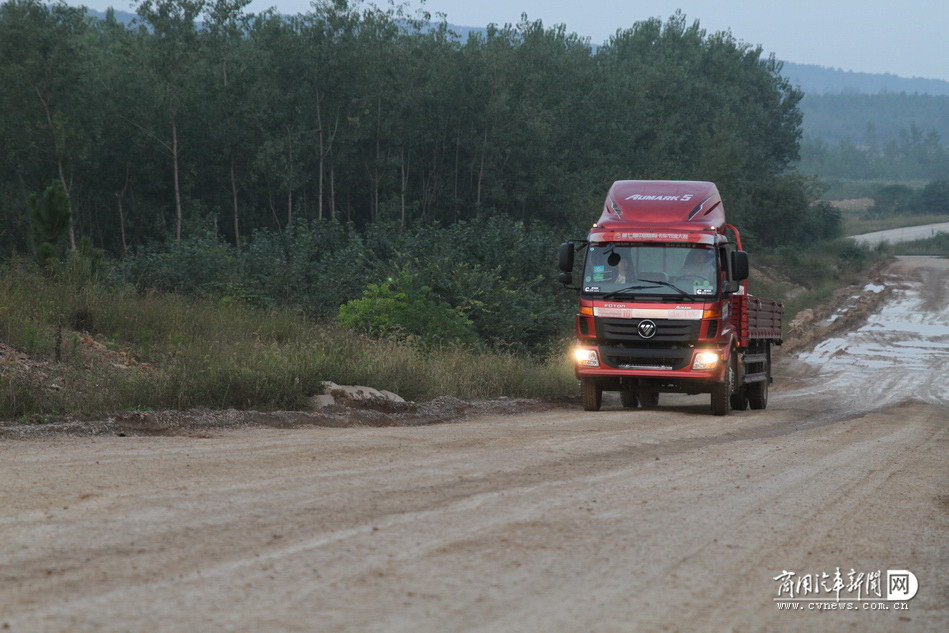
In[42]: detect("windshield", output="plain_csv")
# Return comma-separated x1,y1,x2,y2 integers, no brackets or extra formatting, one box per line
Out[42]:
581,244,718,298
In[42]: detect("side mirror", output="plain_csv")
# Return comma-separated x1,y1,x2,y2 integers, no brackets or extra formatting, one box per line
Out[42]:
558,272,572,285
558,242,574,273
731,251,749,281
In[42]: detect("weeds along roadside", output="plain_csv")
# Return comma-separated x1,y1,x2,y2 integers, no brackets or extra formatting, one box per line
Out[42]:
885,231,949,256
0,262,575,419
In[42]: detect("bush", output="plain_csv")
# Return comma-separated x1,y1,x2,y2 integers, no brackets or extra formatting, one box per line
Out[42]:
28,182,70,265
816,238,872,269
118,230,241,296
800,201,843,241
872,184,916,215
338,272,478,345
732,174,841,247
239,220,368,312
918,180,949,214
113,216,575,352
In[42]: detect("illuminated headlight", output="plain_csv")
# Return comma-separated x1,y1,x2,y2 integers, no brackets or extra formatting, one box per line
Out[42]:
692,351,719,370
574,348,599,367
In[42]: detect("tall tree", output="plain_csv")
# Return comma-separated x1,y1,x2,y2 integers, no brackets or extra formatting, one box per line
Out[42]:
135,0,206,241
0,0,91,250
203,0,253,246
29,181,70,263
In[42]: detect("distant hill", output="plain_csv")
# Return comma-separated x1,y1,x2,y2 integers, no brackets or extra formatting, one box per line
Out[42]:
799,93,949,145
780,62,949,96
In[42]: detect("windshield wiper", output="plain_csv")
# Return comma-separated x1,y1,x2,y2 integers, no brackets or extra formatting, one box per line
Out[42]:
639,279,695,301
601,279,695,301
601,284,662,300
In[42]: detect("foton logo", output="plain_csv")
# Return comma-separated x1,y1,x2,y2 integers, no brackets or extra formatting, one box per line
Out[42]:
637,320,657,339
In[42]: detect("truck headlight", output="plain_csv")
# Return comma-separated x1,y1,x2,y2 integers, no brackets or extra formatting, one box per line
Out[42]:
692,351,719,370
574,348,599,367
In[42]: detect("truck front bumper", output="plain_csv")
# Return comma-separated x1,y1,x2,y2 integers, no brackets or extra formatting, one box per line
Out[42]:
574,346,728,383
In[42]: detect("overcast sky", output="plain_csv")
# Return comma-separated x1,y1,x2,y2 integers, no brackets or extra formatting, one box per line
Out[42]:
84,1,949,80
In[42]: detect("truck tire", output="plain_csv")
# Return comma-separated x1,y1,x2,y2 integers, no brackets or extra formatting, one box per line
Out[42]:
710,357,735,416
748,343,770,410
747,379,767,409
639,391,659,409
730,388,748,411
582,380,602,411
620,389,639,408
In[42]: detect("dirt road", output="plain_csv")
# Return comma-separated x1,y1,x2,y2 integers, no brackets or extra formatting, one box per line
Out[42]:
2,257,947,632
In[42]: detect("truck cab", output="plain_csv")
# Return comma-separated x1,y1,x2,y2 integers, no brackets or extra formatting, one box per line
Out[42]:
559,180,781,415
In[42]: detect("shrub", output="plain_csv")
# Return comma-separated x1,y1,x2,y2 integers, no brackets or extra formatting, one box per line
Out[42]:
918,180,949,214
871,184,916,215
28,182,70,265
112,216,575,351
338,272,478,345
732,174,842,247
119,230,241,296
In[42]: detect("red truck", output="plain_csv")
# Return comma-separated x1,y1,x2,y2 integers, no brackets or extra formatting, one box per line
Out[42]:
558,180,782,415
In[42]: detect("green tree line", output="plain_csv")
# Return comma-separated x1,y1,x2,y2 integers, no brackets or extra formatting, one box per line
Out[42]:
798,127,949,181
0,0,829,257
799,93,949,146
869,180,949,215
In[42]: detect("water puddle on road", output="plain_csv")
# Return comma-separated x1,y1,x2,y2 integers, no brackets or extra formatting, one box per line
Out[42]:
786,257,949,412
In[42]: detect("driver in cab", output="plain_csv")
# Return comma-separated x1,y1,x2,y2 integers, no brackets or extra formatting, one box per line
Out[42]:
676,249,715,280
675,248,717,296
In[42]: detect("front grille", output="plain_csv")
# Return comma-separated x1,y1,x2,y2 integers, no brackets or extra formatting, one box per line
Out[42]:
600,346,691,371
610,357,677,370
596,318,699,343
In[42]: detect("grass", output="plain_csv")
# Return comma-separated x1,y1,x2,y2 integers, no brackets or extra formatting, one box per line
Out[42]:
886,232,949,256
0,262,575,419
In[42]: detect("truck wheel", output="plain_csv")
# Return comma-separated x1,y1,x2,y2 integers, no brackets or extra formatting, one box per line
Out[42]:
748,376,768,409
730,388,748,411
748,342,770,410
640,391,659,409
710,359,735,416
582,380,602,411
620,389,639,408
